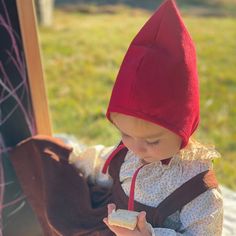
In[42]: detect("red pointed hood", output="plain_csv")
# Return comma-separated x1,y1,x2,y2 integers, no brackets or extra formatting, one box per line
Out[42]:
106,0,200,149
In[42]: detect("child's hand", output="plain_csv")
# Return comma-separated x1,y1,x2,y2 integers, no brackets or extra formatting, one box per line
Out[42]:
103,204,152,236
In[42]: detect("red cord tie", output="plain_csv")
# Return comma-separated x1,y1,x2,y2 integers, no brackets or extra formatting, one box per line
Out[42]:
128,164,145,211
102,144,126,174
101,143,146,211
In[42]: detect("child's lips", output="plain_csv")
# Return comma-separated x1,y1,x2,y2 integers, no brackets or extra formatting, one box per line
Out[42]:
141,157,152,163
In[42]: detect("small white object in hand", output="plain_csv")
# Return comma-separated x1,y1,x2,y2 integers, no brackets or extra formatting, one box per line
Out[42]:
108,209,139,230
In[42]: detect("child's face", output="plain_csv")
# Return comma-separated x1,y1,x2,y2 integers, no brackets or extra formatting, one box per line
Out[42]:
111,113,182,163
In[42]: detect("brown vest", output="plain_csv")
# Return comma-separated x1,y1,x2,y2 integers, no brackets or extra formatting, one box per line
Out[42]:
10,135,218,236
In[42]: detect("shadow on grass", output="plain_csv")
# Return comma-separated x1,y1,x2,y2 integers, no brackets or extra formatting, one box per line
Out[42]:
55,0,236,17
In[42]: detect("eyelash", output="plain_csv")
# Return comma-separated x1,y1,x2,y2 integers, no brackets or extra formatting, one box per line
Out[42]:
121,133,160,146
146,140,160,146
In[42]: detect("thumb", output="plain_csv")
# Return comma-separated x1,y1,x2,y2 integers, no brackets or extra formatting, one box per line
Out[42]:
137,211,147,231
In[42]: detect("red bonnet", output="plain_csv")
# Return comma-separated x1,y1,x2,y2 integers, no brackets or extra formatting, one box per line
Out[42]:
106,0,200,148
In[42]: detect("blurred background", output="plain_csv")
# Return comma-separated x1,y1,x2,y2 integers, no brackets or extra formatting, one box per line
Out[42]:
36,0,236,190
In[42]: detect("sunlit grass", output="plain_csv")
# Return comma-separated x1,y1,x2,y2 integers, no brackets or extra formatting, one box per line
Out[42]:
39,8,236,189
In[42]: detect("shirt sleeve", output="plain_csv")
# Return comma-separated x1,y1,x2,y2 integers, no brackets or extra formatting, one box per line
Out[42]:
150,188,223,236
69,144,115,187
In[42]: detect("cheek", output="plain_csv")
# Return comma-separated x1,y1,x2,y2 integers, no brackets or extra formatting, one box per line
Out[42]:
121,137,133,150
121,137,146,154
148,146,160,155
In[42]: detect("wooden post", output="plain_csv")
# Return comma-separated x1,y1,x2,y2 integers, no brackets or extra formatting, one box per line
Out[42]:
16,0,52,135
0,0,52,234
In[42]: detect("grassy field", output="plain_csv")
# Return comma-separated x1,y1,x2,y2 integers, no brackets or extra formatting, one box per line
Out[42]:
39,6,236,189
55,0,236,17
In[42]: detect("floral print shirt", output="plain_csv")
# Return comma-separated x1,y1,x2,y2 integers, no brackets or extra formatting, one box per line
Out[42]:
69,140,223,235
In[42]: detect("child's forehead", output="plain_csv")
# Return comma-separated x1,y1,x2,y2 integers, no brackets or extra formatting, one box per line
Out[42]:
111,113,168,138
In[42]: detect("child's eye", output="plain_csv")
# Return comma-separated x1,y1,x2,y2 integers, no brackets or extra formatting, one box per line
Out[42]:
146,140,160,146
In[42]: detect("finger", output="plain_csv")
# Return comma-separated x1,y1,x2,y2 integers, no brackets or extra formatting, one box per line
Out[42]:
137,211,147,230
103,217,119,234
107,203,116,215
103,220,131,235
103,217,108,225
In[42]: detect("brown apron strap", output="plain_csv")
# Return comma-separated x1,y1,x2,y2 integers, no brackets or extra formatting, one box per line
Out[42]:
154,169,218,226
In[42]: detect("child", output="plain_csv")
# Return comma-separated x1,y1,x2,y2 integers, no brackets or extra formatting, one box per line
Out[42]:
69,0,223,235
10,0,223,235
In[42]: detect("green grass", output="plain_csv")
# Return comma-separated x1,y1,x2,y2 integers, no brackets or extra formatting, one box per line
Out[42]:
56,0,236,17
39,8,236,190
